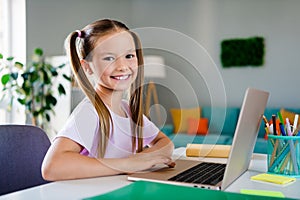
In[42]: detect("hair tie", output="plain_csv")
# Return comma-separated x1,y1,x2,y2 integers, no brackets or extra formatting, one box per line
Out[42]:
76,30,82,38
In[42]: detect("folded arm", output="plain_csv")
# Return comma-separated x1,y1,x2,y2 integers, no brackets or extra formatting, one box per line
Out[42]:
42,132,174,181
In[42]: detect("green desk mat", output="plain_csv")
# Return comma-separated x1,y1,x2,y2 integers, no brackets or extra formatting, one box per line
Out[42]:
83,181,294,200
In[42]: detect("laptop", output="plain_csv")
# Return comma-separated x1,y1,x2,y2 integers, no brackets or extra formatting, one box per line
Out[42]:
128,88,269,190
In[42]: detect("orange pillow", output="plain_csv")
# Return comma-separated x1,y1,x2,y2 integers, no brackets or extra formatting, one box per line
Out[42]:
187,118,209,135
170,107,201,133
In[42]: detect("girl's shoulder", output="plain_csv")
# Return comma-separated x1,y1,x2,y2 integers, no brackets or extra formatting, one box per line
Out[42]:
71,97,97,116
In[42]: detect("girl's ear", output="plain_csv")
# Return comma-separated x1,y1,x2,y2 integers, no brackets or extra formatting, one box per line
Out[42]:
80,59,94,75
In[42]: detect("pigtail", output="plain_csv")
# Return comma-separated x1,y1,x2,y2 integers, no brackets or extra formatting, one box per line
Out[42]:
66,31,111,158
130,32,145,153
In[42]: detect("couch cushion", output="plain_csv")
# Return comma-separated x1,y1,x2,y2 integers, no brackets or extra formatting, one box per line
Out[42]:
160,124,174,137
187,118,209,135
202,107,240,136
170,107,201,133
254,138,267,154
169,133,232,148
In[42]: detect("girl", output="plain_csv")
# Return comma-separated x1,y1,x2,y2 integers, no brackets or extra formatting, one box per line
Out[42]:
42,19,174,181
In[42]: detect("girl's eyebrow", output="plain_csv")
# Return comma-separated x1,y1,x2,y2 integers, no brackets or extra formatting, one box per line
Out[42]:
126,48,136,53
100,52,114,56
98,48,136,56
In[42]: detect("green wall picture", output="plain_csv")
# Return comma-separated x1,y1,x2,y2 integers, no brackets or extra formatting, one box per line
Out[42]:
220,36,265,68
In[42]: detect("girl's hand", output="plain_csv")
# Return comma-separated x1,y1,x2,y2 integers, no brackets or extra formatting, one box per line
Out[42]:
120,152,175,173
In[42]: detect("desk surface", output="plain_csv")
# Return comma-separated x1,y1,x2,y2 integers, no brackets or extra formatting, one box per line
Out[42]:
1,148,299,200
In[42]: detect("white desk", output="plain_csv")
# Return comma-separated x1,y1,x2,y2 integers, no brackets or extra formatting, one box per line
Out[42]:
1,148,299,200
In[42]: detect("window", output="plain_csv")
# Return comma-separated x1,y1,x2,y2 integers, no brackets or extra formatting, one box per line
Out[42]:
0,0,26,124
0,0,7,123
0,0,3,53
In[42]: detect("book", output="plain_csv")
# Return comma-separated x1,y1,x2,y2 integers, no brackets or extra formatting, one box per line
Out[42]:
186,143,231,158
83,181,294,200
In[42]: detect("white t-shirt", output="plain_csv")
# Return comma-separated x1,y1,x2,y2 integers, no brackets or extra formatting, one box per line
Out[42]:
56,98,159,158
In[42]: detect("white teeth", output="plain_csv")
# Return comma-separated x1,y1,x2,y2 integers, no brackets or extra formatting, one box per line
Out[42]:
113,75,129,80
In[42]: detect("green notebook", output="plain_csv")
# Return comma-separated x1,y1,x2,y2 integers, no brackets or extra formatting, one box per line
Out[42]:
83,181,294,200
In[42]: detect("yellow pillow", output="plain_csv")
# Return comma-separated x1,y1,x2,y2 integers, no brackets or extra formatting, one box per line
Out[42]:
170,107,201,133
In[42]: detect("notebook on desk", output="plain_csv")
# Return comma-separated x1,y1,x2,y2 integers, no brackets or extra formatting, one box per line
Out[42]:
128,88,269,190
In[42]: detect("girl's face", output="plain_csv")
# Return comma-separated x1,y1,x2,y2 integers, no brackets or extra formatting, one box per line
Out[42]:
86,31,138,92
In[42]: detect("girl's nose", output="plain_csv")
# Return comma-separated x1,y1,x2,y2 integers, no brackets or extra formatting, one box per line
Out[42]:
117,65,129,71
116,58,129,71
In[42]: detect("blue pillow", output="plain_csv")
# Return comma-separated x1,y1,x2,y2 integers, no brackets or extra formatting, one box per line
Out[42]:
160,124,174,137
202,107,240,136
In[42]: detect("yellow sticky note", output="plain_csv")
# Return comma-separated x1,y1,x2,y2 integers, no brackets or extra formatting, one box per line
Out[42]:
240,189,285,198
251,173,296,185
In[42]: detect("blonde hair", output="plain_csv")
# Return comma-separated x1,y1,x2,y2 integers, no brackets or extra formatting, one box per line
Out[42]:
65,19,145,158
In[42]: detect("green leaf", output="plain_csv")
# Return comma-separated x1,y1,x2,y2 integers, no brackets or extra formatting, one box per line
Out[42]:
51,68,58,76
63,74,72,81
15,62,24,69
44,104,51,110
57,63,66,69
26,99,32,110
58,84,66,95
21,83,31,95
21,72,30,81
33,111,39,117
6,56,14,61
1,74,10,85
11,72,19,80
34,48,43,56
29,72,39,83
17,98,26,105
46,94,57,106
42,69,50,84
35,95,41,103
0,53,3,59
45,113,50,121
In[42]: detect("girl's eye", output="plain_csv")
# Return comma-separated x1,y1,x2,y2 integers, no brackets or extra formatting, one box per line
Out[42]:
103,56,115,61
125,54,135,59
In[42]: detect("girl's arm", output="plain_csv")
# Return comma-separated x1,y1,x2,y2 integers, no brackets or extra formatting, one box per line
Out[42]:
140,131,174,157
41,136,173,181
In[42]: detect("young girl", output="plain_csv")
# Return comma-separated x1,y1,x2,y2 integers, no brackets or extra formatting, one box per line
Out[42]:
42,19,175,181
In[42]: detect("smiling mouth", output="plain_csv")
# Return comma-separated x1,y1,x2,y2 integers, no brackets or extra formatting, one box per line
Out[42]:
111,75,130,80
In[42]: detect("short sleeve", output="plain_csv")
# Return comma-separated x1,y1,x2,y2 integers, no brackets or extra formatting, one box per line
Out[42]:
142,115,160,145
56,98,99,157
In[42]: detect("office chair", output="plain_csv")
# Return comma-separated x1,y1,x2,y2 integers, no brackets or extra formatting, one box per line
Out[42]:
0,124,51,195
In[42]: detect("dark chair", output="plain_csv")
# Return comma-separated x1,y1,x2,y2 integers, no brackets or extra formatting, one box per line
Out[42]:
0,124,51,195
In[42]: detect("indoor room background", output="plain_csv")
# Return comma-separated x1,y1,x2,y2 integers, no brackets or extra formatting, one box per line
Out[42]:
26,0,300,125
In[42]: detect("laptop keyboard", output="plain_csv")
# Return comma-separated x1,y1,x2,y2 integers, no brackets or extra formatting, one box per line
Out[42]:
168,162,226,186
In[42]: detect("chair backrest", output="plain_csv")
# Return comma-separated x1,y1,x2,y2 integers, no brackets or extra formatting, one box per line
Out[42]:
0,124,51,195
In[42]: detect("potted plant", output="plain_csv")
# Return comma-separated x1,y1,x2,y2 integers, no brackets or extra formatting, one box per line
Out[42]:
0,48,71,129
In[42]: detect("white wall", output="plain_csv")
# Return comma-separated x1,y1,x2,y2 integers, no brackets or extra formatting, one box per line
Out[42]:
26,0,132,56
208,0,300,108
129,0,300,109
26,0,300,112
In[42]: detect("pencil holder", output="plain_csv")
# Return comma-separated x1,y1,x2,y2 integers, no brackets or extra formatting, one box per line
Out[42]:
267,135,300,177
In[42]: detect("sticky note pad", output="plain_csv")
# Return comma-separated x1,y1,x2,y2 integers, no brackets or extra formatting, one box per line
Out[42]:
251,173,296,185
240,189,285,198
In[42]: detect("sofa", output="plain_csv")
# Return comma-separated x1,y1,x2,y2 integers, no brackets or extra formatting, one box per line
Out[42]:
161,107,300,154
